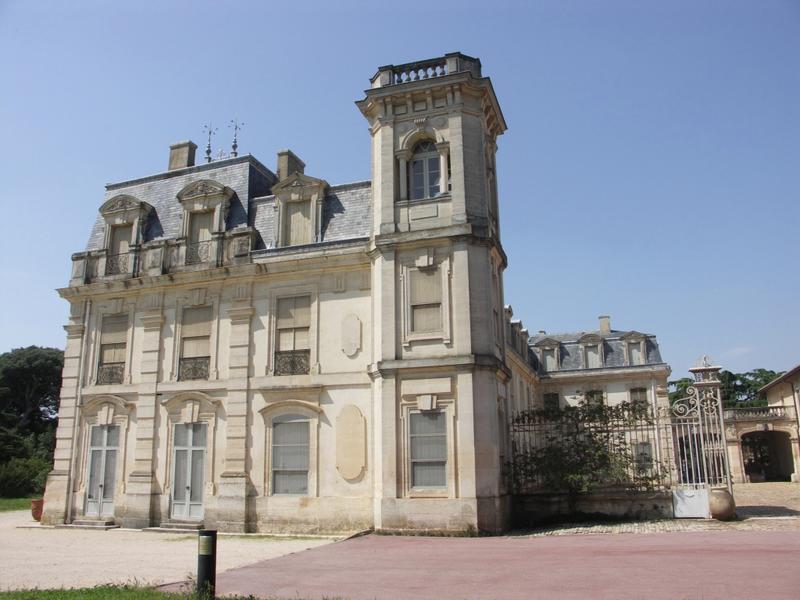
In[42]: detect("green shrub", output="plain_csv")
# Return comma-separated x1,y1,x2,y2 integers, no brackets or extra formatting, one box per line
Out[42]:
0,456,51,497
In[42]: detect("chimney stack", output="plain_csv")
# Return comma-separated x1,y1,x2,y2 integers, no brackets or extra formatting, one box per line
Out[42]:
168,141,197,171
538,330,546,336
598,315,611,334
277,149,305,180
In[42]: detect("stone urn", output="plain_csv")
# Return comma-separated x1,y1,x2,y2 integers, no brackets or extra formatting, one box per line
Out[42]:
30,498,44,522
709,489,736,521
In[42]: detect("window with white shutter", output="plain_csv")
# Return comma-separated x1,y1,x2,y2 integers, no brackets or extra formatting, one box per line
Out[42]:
97,314,127,384
283,201,312,246
274,296,311,375
409,268,442,333
179,306,212,380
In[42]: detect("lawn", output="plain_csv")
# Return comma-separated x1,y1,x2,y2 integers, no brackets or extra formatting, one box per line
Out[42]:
0,497,36,512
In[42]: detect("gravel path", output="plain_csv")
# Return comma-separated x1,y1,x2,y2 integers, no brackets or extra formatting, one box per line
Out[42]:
0,510,335,591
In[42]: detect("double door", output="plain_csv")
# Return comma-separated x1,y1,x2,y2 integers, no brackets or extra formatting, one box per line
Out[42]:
171,423,206,520
85,425,119,518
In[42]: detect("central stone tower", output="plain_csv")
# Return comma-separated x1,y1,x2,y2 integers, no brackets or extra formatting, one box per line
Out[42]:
357,53,510,532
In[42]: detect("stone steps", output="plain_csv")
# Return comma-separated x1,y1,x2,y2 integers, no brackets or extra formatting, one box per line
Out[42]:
143,520,205,533
57,519,119,530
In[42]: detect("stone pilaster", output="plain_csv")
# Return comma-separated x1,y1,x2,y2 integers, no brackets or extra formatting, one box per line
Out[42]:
120,301,163,528
213,285,253,532
42,301,87,525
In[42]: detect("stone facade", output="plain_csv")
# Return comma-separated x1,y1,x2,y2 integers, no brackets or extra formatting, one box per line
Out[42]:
43,53,517,534
527,315,672,415
43,53,676,534
725,364,800,484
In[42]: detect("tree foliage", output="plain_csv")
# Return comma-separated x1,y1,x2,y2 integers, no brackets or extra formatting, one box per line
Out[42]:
0,346,64,497
669,368,784,408
510,398,664,510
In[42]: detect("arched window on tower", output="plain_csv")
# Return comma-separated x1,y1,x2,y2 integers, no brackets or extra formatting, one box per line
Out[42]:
409,141,441,200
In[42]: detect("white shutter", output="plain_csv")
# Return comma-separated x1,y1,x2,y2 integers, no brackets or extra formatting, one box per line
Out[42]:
276,296,311,351
101,314,128,344
110,225,132,255
181,306,212,358
284,201,311,246
410,269,442,333
189,211,213,243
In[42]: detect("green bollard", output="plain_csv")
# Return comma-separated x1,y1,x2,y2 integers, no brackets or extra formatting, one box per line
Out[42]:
197,529,217,598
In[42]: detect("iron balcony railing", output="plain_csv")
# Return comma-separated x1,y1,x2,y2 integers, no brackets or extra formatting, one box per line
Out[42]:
97,363,124,385
178,356,210,381
274,350,310,376
105,253,129,275
723,406,789,421
186,240,213,265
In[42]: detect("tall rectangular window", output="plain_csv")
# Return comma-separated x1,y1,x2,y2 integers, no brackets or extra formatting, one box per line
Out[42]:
179,306,212,380
543,348,557,371
98,314,127,384
272,415,310,495
630,387,648,407
629,342,643,365
187,211,213,264
409,411,447,488
585,390,604,406
283,201,311,246
585,344,601,369
410,268,442,333
543,393,560,411
275,296,311,375
106,224,132,275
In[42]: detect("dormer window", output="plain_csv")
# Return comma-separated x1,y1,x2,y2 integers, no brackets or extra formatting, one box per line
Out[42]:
629,341,644,365
97,194,153,279
410,141,440,200
186,211,213,265
283,200,312,246
271,172,327,248
585,344,601,369
176,179,233,268
106,224,132,275
542,348,557,371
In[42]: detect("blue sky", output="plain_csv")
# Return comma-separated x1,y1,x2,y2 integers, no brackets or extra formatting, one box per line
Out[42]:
0,0,797,378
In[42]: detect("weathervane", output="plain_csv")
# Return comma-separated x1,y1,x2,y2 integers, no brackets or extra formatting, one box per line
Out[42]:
202,123,218,163
230,119,244,157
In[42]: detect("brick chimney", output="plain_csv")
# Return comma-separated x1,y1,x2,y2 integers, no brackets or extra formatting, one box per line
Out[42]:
277,149,305,180
168,141,197,171
598,315,611,334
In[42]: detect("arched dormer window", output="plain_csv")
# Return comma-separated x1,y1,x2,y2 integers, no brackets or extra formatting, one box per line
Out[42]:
409,141,441,200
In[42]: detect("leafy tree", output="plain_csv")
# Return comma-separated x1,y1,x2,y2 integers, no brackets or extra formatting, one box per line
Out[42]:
669,369,784,408
0,346,63,434
510,398,663,513
0,346,63,497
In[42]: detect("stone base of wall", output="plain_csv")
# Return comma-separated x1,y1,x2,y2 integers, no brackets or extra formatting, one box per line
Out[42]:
512,490,673,527
254,496,373,534
40,470,69,525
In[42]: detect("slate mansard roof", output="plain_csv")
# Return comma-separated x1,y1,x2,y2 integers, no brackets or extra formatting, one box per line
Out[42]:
529,328,667,374
85,155,373,252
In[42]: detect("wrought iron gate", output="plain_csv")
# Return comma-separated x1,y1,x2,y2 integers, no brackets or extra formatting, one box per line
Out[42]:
658,358,732,517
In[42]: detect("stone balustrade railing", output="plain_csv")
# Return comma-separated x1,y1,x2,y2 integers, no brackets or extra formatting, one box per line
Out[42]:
70,228,255,286
723,406,792,421
371,53,482,88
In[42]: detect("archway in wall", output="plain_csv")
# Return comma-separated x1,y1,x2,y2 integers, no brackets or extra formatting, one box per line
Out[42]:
741,431,794,482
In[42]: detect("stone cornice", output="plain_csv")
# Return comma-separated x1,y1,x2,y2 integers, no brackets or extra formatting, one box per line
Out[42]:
539,363,672,382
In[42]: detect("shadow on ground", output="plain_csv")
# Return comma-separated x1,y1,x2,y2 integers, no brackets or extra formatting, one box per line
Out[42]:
736,504,800,518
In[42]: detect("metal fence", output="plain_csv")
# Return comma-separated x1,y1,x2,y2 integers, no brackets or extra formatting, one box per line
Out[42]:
509,401,668,494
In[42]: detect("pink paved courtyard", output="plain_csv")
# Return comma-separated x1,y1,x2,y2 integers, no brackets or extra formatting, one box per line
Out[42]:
185,529,800,600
